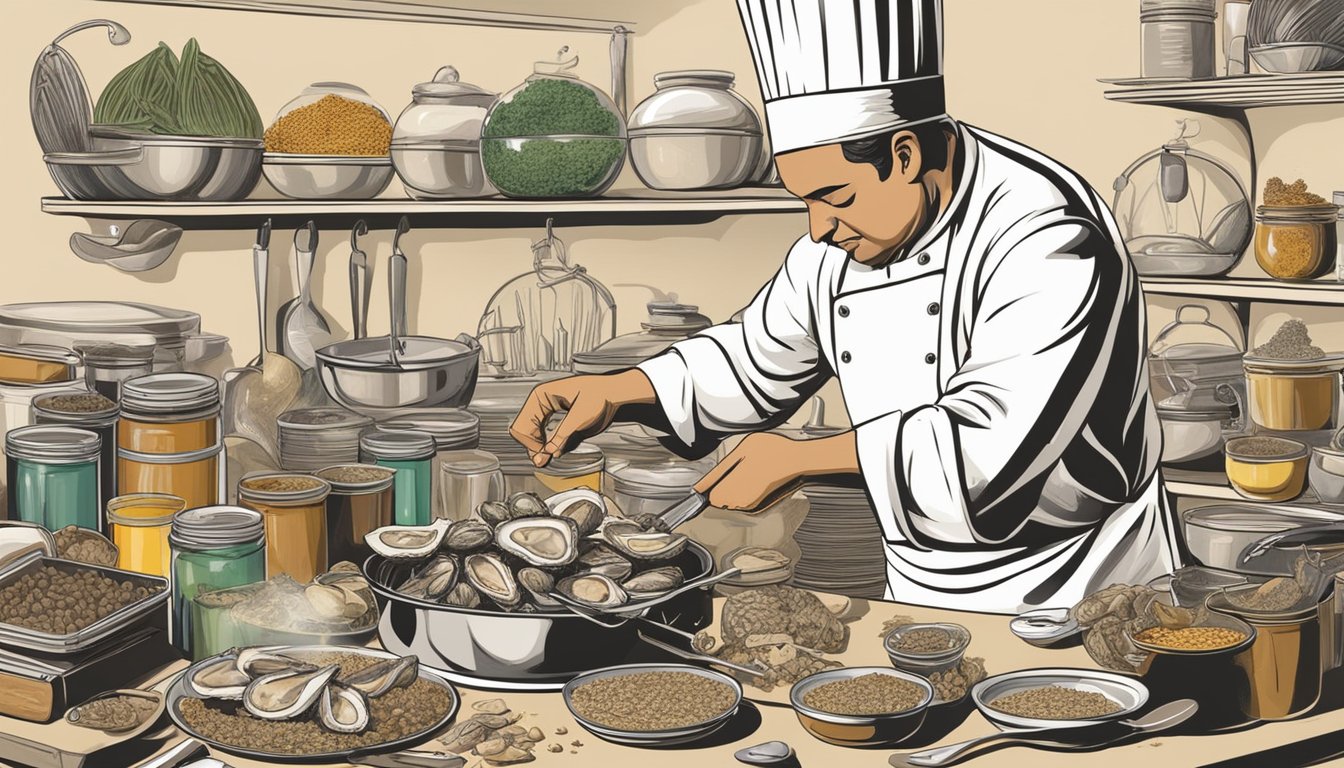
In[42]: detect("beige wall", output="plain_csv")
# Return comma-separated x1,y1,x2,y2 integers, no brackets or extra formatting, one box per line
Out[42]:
9,0,1344,425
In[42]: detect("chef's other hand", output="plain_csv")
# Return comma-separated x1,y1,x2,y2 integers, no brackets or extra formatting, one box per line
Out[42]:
694,431,860,512
510,369,657,468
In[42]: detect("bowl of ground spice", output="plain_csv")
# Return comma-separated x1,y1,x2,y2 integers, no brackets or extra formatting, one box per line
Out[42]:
972,668,1147,731
563,663,742,746
1254,177,1340,281
263,84,394,200
789,667,933,747
1225,435,1310,502
883,622,971,676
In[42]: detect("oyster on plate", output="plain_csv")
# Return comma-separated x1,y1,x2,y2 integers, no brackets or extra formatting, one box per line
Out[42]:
319,682,370,733
517,567,561,608
605,529,688,561
443,519,494,552
442,581,482,609
577,545,633,581
545,488,606,536
396,555,459,601
465,553,522,609
365,519,451,559
476,501,515,527
184,655,252,700
558,573,628,609
507,492,548,518
622,567,685,599
495,516,579,568
243,665,340,720
235,648,315,678
339,654,419,698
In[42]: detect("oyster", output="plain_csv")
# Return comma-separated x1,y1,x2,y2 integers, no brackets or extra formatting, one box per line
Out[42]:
595,517,645,539
495,517,579,568
517,567,561,608
465,553,522,608
585,563,635,581
243,665,339,720
366,518,451,559
396,556,459,601
546,488,606,536
508,492,548,518
319,682,370,734
605,529,688,561
444,519,494,552
577,545,633,581
442,581,483,609
476,501,514,527
558,573,628,608
235,648,315,678
327,560,362,576
305,583,353,619
185,655,252,700
340,654,419,698
622,567,685,599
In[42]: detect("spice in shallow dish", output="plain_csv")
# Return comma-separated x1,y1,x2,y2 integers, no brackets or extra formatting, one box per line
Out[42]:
569,671,736,731
988,686,1121,720
265,94,392,156
801,673,927,716
1133,625,1247,651
892,627,956,654
1253,319,1325,360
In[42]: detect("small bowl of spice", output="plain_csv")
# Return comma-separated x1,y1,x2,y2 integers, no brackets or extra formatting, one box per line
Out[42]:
563,663,742,746
972,668,1148,731
789,666,933,747
1225,436,1309,502
883,622,970,676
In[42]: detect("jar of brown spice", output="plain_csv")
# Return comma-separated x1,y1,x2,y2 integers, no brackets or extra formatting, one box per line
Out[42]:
1255,205,1340,281
237,471,331,582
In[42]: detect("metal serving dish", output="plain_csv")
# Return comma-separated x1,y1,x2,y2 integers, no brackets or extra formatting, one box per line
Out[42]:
364,541,714,691
789,666,933,747
316,334,481,412
0,552,169,654
972,668,1148,732
563,663,742,746
46,130,262,201
1181,504,1344,573
167,644,460,764
263,154,394,200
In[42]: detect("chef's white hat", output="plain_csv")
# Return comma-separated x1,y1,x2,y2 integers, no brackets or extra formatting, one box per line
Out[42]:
736,0,946,154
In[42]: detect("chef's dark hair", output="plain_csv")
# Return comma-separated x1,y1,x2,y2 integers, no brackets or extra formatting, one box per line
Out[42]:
841,118,956,181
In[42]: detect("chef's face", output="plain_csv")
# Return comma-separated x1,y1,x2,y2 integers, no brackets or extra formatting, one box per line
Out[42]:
776,132,931,266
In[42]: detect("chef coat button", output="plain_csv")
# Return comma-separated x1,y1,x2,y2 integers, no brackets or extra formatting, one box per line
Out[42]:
840,351,852,364
838,305,850,318
927,302,940,315
917,253,931,265
924,353,937,364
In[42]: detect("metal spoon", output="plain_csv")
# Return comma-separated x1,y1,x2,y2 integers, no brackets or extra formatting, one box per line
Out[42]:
349,219,373,340
549,567,743,625
637,631,768,678
893,699,1199,767
278,220,336,369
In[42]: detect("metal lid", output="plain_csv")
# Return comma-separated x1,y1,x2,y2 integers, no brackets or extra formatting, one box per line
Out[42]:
411,65,496,102
73,341,157,368
1139,0,1215,14
440,449,501,474
5,425,101,463
32,389,119,425
1335,191,1344,208
1255,204,1340,223
378,408,480,449
0,522,57,571
361,429,436,461
0,302,200,343
278,407,374,431
0,343,81,368
106,494,186,527
170,506,265,550
237,471,331,505
538,444,604,478
1243,353,1344,374
315,464,396,493
120,372,220,416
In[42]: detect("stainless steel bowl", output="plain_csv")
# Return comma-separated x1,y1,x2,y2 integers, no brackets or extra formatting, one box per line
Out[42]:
789,666,932,747
316,334,481,413
563,663,742,745
262,153,394,200
1181,504,1344,572
363,542,714,690
45,132,262,201
391,142,494,199
972,668,1148,731
628,130,762,191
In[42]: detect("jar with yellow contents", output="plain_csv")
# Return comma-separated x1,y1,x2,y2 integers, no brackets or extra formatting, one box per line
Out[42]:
117,373,224,509
534,443,604,494
1255,204,1340,281
237,472,331,582
106,493,186,577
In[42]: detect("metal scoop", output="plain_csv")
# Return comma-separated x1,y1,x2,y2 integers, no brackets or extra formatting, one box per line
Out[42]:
277,220,336,369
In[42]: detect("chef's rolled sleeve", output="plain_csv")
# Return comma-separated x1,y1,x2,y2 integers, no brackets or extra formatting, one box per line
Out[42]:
859,219,1125,548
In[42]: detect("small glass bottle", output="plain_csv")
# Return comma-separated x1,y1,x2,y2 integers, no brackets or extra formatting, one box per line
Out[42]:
107,493,186,577
169,505,266,658
439,449,504,521
360,430,435,526
5,425,102,532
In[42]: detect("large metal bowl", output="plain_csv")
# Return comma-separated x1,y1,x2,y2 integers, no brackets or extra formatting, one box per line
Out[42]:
363,542,714,691
316,334,481,413
789,666,932,747
1182,504,1344,573
263,153,394,200
46,130,262,201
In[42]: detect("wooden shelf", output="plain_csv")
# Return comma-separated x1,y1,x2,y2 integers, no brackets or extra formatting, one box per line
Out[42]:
1102,72,1344,112
40,191,806,229
1141,277,1344,306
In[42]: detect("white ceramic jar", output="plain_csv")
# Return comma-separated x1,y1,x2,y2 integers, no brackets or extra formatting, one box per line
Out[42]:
391,66,497,199
627,70,764,191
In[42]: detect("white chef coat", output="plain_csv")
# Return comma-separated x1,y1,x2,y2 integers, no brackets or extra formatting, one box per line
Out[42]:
638,123,1181,614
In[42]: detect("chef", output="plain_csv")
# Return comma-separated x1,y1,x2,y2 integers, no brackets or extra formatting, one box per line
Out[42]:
511,0,1180,614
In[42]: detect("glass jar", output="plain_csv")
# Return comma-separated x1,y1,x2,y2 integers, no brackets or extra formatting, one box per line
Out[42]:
378,408,479,519
5,425,101,532
277,407,374,472
1254,205,1340,281
107,493,185,577
391,65,497,199
361,430,435,526
32,390,118,513
315,464,395,566
237,472,331,583
480,48,626,199
169,505,266,658
117,372,224,508
627,70,764,191
439,449,504,521
74,341,156,401
1243,355,1344,432
535,443,604,494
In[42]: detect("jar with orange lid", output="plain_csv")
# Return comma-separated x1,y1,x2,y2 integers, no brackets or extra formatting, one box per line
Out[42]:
1255,205,1340,281
116,372,224,508
237,471,331,582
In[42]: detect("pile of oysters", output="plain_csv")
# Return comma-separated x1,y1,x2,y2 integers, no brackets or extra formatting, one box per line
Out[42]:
365,489,693,612
183,647,418,734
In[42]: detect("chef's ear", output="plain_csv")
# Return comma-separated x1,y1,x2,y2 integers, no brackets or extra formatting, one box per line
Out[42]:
890,131,920,182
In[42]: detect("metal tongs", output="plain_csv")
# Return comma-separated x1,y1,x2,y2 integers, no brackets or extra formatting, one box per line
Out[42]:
349,219,372,340
388,216,411,365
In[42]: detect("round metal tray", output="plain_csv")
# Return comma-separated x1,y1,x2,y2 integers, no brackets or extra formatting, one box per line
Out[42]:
972,667,1148,732
562,663,742,746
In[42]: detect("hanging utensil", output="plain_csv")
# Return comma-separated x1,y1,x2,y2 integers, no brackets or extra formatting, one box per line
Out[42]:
277,220,336,369
389,216,411,365
349,219,373,340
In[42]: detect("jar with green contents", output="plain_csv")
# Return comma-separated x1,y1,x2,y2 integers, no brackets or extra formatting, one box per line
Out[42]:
5,425,101,532
169,505,266,659
360,430,434,526
32,390,119,515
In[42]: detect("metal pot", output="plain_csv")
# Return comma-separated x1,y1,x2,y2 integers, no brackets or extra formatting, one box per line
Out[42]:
363,541,714,690
627,70,763,191
1208,590,1334,721
1181,504,1344,572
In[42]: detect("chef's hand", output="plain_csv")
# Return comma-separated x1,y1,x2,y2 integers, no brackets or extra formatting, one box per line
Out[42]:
694,431,862,512
510,369,657,467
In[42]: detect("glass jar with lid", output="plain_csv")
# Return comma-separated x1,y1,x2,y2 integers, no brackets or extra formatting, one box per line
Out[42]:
277,407,374,472
107,492,185,577
5,425,101,532
237,472,331,583
315,464,394,566
377,408,480,519
391,66,498,199
1147,304,1246,408
480,47,627,199
169,505,266,658
32,390,118,511
535,443,604,494
1243,355,1344,432
74,340,156,401
360,430,435,526
117,372,224,508
439,449,504,521
1255,204,1340,281
628,70,764,191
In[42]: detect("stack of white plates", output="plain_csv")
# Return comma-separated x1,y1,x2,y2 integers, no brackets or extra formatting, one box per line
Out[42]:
277,407,374,471
792,484,887,599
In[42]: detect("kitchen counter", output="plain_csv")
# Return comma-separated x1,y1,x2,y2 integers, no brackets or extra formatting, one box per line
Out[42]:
3,592,1342,768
